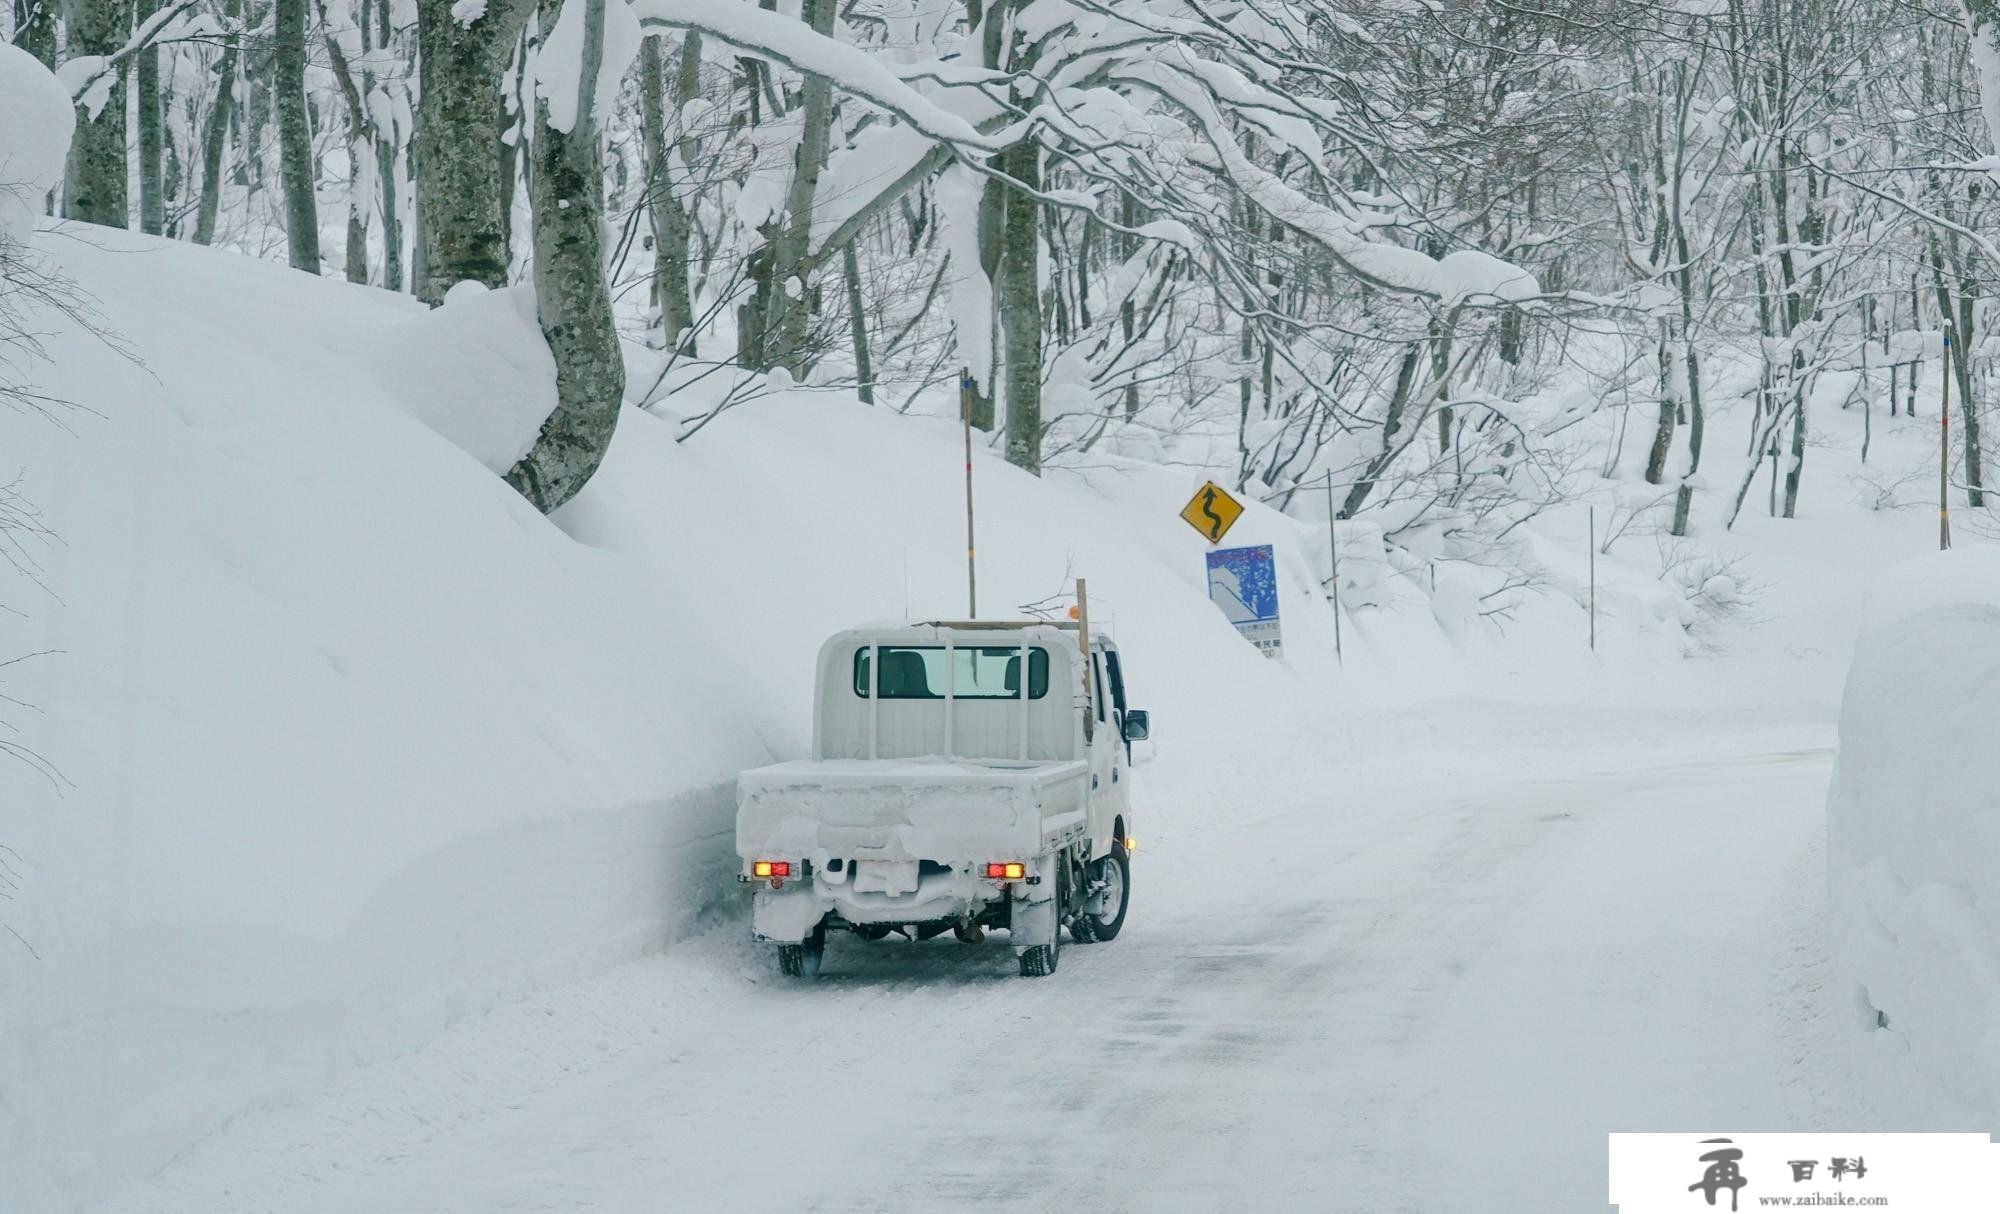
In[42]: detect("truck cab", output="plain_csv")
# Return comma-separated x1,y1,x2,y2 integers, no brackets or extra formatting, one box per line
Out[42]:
736,620,1148,978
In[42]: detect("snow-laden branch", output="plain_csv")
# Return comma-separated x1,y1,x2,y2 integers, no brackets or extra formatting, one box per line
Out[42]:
56,0,208,117
1109,57,1537,305
1960,0,2000,164
628,0,1007,154
536,0,640,136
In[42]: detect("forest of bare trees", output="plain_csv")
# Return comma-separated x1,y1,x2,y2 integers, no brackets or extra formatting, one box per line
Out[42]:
12,0,2000,550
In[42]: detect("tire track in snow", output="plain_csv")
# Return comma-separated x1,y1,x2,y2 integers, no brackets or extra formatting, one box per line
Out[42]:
94,736,1863,1214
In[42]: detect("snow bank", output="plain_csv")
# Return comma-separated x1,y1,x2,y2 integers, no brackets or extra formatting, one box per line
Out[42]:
1,223,1337,1212
0,44,75,243
2,146,1937,1210
1828,549,2000,1121
0,229,755,1213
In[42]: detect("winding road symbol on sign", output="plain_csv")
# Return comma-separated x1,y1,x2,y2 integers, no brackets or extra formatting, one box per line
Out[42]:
1179,480,1245,545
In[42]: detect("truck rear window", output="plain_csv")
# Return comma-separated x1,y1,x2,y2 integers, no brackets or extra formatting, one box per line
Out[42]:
853,646,1049,699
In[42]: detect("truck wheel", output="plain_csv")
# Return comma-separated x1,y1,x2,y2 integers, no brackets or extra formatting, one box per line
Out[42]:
778,924,826,978
1019,940,1059,977
1074,843,1131,943
1021,864,1065,976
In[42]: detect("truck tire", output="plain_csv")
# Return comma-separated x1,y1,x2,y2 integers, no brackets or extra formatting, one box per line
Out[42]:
1073,842,1131,944
778,924,826,978
1019,940,1059,977
1020,863,1064,976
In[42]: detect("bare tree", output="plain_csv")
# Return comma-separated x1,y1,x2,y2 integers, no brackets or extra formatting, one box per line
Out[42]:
503,0,623,511
412,0,532,301
62,0,134,227
135,0,167,234
275,0,323,271
637,32,699,352
12,0,58,67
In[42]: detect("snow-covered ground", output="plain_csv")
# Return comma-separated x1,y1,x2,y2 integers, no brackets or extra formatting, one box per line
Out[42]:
91,712,1962,1214
3,214,1987,1212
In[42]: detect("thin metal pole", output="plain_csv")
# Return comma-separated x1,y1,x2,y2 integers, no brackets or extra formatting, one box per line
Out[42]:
942,632,955,760
1941,332,1954,551
1588,506,1597,653
1017,634,1030,761
867,642,881,759
1325,474,1343,665
962,371,979,615
1076,577,1094,745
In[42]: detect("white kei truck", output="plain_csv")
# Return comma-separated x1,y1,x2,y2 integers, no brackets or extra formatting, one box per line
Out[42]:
735,619,1149,978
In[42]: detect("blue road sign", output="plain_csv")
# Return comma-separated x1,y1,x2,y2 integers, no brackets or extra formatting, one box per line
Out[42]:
1205,544,1282,656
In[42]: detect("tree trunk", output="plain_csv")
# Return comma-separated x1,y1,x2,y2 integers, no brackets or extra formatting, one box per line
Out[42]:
193,0,239,245
322,2,373,282
999,132,1041,474
637,35,696,352
239,8,272,189
62,0,133,227
136,0,166,234
1782,383,1806,519
1930,240,1985,509
1119,192,1139,419
344,180,369,281
377,133,403,290
13,0,58,66
843,242,873,403
410,175,430,290
1644,320,1677,485
1236,293,1254,488
274,0,321,271
504,0,623,514
413,0,528,302
1954,270,1984,507
1340,345,1422,518
961,0,1005,432
756,0,836,375
1958,1,2000,156
497,32,523,268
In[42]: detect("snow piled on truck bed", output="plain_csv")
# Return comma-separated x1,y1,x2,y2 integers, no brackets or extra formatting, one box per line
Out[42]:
1828,549,2000,1119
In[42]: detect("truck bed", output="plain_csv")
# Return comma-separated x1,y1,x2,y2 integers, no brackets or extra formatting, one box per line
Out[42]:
737,757,1090,865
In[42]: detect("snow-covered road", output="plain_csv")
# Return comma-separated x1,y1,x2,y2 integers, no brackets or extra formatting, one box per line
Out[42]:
99,724,1872,1213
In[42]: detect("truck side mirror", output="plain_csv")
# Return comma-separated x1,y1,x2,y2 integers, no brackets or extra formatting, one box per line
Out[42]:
1122,709,1150,743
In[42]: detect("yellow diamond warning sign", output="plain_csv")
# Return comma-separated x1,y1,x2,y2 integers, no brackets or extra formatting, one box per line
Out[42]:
1179,480,1245,545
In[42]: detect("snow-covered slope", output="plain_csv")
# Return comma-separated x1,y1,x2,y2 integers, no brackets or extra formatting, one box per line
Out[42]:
0,222,1342,1212
0,220,1963,1212
1828,549,2000,1119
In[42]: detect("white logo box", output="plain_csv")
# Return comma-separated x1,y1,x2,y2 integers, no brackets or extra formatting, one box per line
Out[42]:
1610,1133,1999,1212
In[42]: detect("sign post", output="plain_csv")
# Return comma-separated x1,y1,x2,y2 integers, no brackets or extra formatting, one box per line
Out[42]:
1941,332,1953,552
1325,474,1342,665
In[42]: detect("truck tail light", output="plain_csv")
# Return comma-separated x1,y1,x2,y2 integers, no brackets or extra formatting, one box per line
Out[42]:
985,861,1026,880
753,860,791,879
